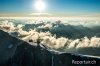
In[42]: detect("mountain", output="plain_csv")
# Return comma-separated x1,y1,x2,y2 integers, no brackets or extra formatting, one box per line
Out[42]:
0,30,100,66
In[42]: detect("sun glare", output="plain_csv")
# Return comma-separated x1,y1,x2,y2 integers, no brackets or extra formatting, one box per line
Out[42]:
34,0,46,12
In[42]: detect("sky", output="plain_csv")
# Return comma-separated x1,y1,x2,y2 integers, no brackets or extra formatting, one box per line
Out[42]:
0,0,100,16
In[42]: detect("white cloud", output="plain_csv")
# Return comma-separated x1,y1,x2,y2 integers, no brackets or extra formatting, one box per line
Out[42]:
29,13,52,16
1,19,100,56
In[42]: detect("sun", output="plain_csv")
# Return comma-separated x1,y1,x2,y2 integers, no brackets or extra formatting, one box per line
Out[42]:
34,0,46,12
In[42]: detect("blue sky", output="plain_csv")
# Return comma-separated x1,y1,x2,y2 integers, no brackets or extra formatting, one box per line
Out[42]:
0,0,100,16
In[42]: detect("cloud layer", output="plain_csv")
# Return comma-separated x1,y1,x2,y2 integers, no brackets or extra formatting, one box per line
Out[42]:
0,18,100,56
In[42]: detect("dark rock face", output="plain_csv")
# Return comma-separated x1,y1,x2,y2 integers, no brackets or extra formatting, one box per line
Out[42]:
8,42,53,66
0,30,21,64
0,30,100,66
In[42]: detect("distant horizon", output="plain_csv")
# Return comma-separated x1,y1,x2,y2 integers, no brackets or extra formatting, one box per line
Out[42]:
0,13,100,17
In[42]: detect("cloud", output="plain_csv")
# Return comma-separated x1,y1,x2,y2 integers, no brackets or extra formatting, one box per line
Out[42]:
29,13,52,16
0,19,100,56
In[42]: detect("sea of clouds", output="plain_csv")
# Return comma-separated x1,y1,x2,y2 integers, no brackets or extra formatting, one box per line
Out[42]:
0,17,100,56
